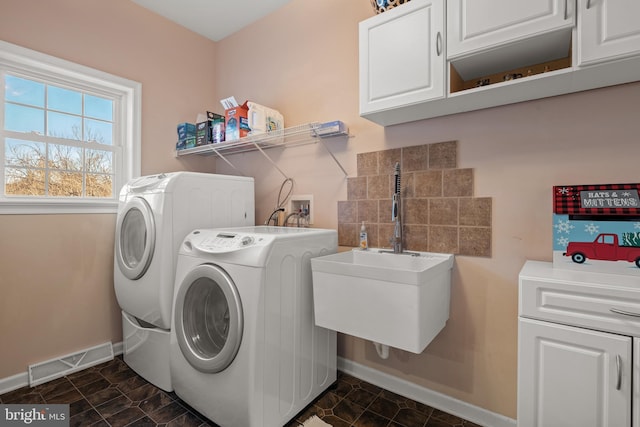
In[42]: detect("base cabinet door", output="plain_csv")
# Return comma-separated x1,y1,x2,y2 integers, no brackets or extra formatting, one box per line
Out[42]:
518,318,631,427
577,0,640,66
447,0,573,58
359,0,445,115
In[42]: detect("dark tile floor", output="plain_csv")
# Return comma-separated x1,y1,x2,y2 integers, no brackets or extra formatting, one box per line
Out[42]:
0,356,481,427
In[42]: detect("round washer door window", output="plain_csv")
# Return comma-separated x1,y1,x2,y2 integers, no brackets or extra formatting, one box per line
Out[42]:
115,197,156,280
175,264,243,373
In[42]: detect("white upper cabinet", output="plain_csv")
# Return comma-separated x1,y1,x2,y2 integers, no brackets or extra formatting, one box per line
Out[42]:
359,0,445,116
447,0,574,59
577,0,640,66
358,0,640,126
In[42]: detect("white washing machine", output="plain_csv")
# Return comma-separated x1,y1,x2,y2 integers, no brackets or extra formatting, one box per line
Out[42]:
114,172,254,391
170,226,337,427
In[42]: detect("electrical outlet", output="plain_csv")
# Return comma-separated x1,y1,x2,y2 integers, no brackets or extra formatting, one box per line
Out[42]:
289,194,314,225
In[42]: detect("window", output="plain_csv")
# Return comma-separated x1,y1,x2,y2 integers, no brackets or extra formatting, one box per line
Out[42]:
0,40,141,214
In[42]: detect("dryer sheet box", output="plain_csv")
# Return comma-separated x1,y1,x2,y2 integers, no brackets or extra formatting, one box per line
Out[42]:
552,182,640,276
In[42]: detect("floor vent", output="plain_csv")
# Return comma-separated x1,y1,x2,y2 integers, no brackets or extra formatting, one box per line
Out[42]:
28,342,114,387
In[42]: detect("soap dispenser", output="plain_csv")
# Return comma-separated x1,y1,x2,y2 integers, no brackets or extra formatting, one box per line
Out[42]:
359,222,368,250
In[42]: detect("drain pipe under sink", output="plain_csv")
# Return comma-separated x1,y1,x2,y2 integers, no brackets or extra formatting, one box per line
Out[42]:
374,342,389,359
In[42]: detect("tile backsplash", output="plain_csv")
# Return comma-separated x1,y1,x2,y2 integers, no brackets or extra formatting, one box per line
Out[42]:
337,141,492,257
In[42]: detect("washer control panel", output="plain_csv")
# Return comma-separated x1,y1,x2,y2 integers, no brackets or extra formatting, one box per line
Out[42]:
189,231,269,254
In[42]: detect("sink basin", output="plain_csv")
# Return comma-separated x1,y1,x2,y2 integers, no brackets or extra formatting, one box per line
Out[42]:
311,249,454,354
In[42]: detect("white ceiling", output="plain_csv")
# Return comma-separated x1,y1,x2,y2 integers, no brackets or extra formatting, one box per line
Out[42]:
131,0,294,42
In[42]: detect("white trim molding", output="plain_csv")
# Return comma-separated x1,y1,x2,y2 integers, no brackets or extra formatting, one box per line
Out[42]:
338,357,517,427
0,40,141,215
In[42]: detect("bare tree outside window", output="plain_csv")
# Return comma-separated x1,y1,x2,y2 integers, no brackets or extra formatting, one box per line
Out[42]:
5,125,113,197
4,74,115,199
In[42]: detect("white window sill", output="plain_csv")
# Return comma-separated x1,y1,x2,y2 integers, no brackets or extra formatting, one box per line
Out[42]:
0,199,118,214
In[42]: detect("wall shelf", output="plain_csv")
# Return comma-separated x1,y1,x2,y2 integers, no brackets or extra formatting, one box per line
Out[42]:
175,121,350,179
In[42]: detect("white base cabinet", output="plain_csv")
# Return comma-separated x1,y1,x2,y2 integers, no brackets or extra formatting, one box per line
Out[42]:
518,318,631,427
518,261,640,427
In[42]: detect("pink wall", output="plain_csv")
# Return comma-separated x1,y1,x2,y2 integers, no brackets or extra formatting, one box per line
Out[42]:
213,0,640,419
0,0,218,378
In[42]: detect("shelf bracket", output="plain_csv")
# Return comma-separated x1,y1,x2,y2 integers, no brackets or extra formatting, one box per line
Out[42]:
213,149,246,176
317,137,349,177
251,140,290,180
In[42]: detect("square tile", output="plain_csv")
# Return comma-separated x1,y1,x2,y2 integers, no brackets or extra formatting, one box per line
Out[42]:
443,169,473,197
347,176,367,200
429,198,459,226
368,174,391,199
357,151,378,176
402,144,429,172
459,227,492,257
428,226,459,254
415,170,443,197
429,141,457,169
459,197,492,227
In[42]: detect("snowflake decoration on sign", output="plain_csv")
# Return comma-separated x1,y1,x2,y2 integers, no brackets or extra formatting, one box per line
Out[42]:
634,222,640,230
585,223,600,235
557,187,571,195
557,236,570,247
554,219,575,234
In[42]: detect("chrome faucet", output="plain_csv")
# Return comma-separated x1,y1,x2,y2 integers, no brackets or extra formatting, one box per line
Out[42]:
391,162,403,254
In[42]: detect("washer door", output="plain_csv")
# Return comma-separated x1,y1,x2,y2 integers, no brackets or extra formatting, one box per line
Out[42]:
115,196,156,280
175,264,243,373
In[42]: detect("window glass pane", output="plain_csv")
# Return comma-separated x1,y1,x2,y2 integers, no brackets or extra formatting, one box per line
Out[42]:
85,94,112,121
49,170,82,197
5,103,44,134
48,144,82,171
47,85,81,115
86,173,113,198
5,167,45,196
47,111,82,140
84,119,112,145
86,149,113,174
5,139,46,168
5,75,44,107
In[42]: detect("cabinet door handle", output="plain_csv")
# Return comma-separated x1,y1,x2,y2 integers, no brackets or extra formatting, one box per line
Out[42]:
616,355,622,390
610,308,640,317
586,0,592,9
436,32,442,57
564,0,568,19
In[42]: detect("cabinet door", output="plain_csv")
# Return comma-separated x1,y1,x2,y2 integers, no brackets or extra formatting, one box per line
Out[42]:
359,0,445,115
518,318,631,427
578,0,640,66
447,0,574,58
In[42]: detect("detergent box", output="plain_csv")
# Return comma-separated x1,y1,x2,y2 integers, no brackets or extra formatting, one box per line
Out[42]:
176,136,196,151
246,101,284,135
177,122,196,142
552,183,640,276
221,97,250,141
196,112,225,146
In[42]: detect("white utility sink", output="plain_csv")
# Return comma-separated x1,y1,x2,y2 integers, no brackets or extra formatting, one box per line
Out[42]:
311,249,454,354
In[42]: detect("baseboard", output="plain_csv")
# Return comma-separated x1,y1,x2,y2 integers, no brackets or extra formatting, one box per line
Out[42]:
0,342,124,396
337,357,517,427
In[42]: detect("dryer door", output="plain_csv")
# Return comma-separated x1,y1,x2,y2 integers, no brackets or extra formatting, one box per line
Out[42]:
174,264,243,373
115,196,156,280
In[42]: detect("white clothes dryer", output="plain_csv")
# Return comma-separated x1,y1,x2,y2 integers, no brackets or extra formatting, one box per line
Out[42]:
114,172,254,391
170,226,337,427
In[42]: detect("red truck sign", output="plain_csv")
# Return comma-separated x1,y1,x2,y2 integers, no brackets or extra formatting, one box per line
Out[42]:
564,233,640,268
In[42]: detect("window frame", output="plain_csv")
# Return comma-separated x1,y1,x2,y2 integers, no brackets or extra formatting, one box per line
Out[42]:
0,40,141,214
